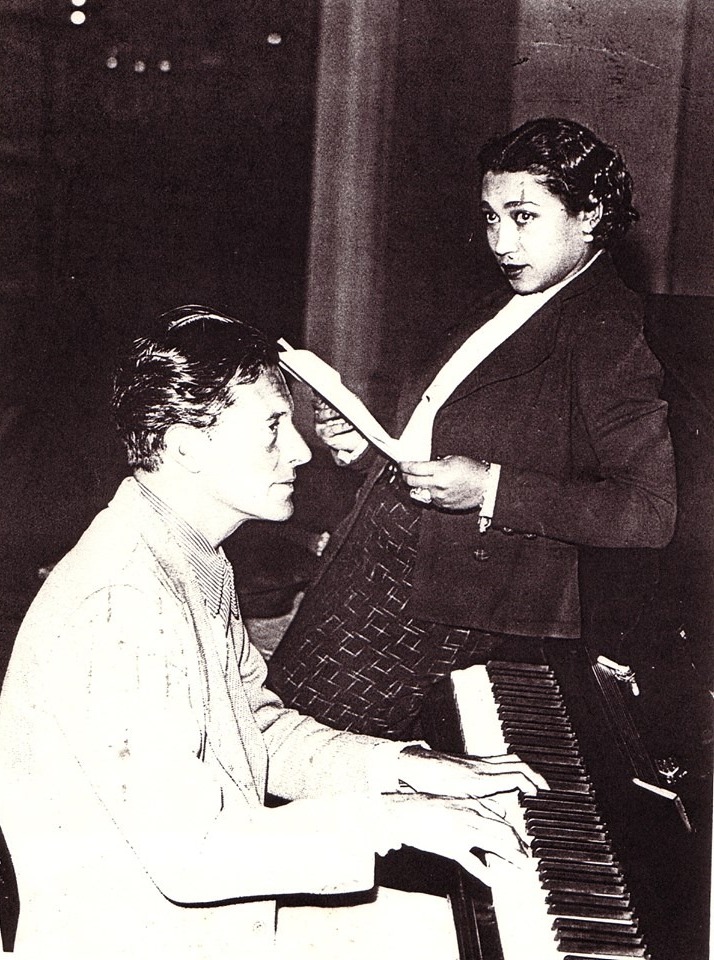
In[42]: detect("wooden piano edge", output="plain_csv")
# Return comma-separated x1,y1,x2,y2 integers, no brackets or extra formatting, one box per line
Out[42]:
420,672,502,960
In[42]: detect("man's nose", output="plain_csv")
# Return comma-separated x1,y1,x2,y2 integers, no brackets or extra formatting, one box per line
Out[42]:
287,423,312,467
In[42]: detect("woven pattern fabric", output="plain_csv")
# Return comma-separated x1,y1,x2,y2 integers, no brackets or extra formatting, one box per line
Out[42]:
268,478,491,739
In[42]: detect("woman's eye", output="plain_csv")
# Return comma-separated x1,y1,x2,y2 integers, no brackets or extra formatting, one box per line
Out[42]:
483,211,498,225
514,211,535,225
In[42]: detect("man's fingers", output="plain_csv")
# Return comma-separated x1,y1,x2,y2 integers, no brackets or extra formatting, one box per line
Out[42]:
457,837,529,884
447,797,531,858
487,760,549,794
480,767,548,796
467,812,530,866
470,771,546,797
467,754,550,794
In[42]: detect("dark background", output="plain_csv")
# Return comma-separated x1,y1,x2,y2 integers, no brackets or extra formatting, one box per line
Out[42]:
0,3,711,954
0,0,711,751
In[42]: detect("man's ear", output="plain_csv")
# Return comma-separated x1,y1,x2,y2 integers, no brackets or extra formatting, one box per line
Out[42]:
163,423,208,474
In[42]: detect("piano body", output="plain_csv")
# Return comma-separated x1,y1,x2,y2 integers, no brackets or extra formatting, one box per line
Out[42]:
418,644,711,960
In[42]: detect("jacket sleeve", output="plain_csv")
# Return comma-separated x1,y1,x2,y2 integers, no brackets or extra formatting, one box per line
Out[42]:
493,306,676,548
239,621,407,800
47,586,398,906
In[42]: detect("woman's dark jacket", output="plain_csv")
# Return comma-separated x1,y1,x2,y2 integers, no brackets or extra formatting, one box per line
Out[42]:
322,255,676,640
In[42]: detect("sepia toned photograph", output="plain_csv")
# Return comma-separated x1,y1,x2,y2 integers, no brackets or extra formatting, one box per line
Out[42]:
0,1,711,957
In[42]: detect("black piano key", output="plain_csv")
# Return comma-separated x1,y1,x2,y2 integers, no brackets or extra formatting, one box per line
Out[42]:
505,723,573,734
503,727,576,741
556,935,648,956
528,824,605,837
507,711,570,725
497,696,569,711
512,756,589,782
490,669,557,684
497,702,567,717
509,745,581,761
534,847,616,868
539,862,623,881
491,683,560,697
541,870,629,895
507,736,573,751
554,917,642,940
494,686,562,698
555,930,646,953
525,793,598,811
543,877,628,897
503,727,578,744
547,900,635,921
488,661,553,674
526,811,603,824
539,778,592,794
561,956,649,960
493,668,560,683
517,764,587,782
493,688,562,702
505,733,579,749
519,762,588,780
525,808,602,824
533,824,609,843
546,889,631,908
499,716,574,732
529,823,606,839
545,889,631,910
555,927,644,944
489,671,560,690
539,856,619,875
534,844,616,865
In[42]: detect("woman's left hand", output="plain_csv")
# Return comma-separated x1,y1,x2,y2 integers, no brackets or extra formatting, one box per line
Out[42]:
399,455,491,510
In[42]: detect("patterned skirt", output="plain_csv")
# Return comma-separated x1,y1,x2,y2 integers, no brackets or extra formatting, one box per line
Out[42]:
267,469,533,739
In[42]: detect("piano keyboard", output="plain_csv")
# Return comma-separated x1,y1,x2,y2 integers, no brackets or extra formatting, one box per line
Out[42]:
451,661,651,960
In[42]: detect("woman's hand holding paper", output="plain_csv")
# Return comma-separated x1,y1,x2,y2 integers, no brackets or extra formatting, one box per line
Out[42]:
399,455,491,510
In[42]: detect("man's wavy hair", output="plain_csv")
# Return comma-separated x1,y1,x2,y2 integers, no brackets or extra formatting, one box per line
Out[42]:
112,305,278,472
478,117,639,247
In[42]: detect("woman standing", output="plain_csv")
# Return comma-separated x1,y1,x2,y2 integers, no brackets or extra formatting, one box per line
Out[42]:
268,117,676,739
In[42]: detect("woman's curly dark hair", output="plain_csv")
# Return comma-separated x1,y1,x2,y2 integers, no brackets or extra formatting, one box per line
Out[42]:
112,305,278,472
478,117,639,247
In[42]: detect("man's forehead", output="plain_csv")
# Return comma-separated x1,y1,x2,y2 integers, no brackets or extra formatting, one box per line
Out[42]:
228,369,293,414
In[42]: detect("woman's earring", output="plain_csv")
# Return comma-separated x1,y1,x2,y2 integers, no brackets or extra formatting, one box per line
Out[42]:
582,230,594,243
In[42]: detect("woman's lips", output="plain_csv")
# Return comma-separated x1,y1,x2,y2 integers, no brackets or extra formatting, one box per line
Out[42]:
501,263,526,279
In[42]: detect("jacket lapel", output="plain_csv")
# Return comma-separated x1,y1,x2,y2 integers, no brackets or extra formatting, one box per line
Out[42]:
395,289,512,430
442,253,616,408
443,295,563,406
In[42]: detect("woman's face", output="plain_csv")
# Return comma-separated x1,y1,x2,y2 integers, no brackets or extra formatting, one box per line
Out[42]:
480,170,598,294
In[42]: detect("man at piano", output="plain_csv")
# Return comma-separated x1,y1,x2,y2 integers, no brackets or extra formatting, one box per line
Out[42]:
0,307,547,958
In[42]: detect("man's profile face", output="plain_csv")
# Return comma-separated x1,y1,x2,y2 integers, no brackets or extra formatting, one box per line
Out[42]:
197,368,311,525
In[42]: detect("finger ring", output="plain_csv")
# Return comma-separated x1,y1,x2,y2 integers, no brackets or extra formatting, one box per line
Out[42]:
410,486,432,504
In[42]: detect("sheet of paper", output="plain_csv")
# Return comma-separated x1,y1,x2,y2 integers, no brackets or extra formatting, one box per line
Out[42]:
277,339,402,461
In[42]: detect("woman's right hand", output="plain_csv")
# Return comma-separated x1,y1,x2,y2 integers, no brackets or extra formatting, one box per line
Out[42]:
313,398,368,464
